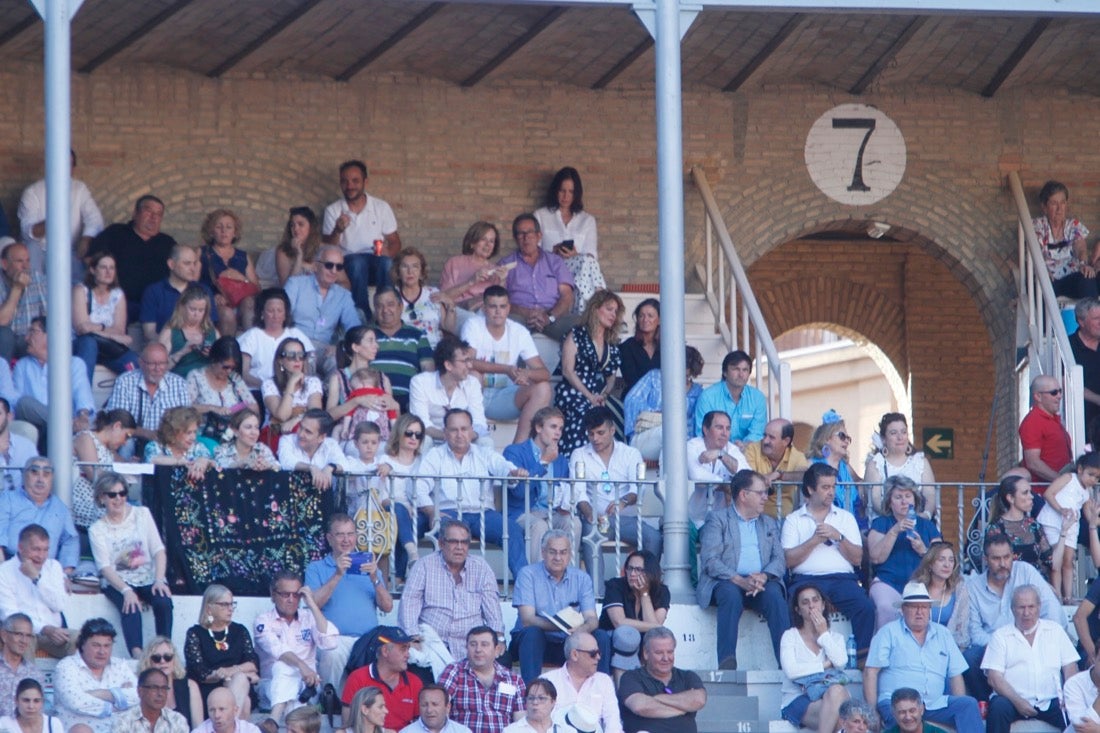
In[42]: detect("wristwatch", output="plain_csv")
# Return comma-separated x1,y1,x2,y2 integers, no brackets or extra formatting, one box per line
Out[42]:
548,314,556,323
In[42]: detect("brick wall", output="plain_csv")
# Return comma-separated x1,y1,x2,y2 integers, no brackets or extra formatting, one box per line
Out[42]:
4,63,1100,476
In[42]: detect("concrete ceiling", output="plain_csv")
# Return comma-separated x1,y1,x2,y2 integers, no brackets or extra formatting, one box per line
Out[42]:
3,1,1100,96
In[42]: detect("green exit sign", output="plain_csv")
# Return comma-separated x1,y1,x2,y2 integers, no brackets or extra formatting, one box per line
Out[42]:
922,428,954,460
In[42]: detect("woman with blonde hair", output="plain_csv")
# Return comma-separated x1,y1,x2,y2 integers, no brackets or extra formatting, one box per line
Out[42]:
159,285,218,377
346,686,394,733
144,406,215,481
377,413,428,580
199,208,260,336
554,288,624,453
140,635,203,726
909,541,970,648
184,584,259,718
808,410,865,530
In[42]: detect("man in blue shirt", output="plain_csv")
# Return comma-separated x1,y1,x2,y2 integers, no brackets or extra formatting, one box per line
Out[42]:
139,243,216,341
0,456,79,571
697,469,788,670
510,530,610,682
692,350,767,443
306,513,393,688
285,246,362,376
864,581,981,731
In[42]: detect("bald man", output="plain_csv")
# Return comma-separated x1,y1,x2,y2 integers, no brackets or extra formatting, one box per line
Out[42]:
105,342,190,449
193,688,262,733
1018,374,1073,486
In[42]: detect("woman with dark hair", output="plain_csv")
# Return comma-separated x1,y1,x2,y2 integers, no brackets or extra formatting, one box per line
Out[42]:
89,471,173,658
0,678,63,733
325,326,397,435
910,541,969,648
984,474,1056,579
275,206,323,285
238,288,314,389
391,247,454,348
779,584,851,733
72,408,136,528
618,298,660,397
262,337,322,438
555,289,624,453
188,335,258,425
160,285,219,377
199,208,260,336
438,221,508,316
71,250,139,382
503,679,558,733
533,166,606,311
1032,180,1097,298
864,412,935,518
598,550,670,633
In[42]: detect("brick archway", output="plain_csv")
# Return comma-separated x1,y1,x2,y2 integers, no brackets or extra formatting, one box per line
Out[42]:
691,170,1017,478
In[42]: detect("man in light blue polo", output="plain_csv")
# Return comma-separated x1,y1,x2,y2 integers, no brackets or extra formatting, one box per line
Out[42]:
510,530,611,682
0,456,78,571
863,581,981,731
305,513,393,688
284,246,362,375
691,350,767,444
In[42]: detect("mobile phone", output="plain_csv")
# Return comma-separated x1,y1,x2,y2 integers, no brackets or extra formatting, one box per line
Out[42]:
347,551,374,574
559,239,575,251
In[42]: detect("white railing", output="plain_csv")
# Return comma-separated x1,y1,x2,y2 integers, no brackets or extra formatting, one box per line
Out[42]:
1007,171,1086,454
690,165,791,419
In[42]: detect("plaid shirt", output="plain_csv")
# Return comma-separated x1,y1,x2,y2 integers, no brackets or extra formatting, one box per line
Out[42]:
439,659,525,733
0,272,46,337
398,551,503,658
105,369,190,432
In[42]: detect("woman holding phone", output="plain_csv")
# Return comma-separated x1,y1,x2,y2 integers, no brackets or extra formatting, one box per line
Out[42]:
533,166,606,312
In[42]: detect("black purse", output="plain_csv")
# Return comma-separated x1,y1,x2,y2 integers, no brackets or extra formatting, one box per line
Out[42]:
84,287,130,362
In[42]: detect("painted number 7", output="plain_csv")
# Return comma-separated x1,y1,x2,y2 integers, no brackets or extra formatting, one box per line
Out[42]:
831,117,876,192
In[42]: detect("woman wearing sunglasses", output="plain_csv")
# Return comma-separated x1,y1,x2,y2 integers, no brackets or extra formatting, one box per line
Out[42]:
140,635,203,727
262,336,322,441
377,413,428,580
88,471,173,658
807,410,866,531
238,288,314,390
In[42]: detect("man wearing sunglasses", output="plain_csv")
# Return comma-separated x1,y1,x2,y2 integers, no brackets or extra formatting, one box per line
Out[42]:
284,246,362,378
254,571,337,725
1019,374,1073,487
0,456,79,571
539,630,622,733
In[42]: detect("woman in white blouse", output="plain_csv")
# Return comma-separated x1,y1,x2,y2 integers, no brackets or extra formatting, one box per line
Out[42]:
88,471,173,658
532,167,606,312
779,584,852,733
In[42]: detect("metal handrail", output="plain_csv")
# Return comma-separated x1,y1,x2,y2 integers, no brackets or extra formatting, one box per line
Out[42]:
1007,171,1085,454
690,165,792,419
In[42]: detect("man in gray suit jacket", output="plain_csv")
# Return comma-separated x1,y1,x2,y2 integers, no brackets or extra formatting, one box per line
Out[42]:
697,469,789,670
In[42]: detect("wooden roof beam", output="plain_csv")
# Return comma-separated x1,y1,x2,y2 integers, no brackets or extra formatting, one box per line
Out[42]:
0,14,37,51
461,6,566,87
591,36,652,89
207,0,325,78
848,16,926,95
336,2,445,82
79,0,197,74
722,13,803,93
981,17,1050,98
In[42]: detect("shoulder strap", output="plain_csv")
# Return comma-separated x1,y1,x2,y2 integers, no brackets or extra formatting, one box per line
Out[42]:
86,285,93,315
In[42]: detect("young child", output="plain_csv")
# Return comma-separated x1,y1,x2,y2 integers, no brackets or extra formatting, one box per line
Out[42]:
1037,451,1100,602
283,704,321,733
338,367,395,443
345,421,384,514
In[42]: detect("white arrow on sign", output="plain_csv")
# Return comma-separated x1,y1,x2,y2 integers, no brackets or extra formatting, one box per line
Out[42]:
925,434,951,453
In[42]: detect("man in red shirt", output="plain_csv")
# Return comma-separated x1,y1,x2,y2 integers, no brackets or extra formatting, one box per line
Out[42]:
341,626,422,730
1019,375,1073,489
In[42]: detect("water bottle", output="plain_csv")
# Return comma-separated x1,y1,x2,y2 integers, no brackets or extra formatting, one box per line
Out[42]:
846,634,857,669
906,504,918,539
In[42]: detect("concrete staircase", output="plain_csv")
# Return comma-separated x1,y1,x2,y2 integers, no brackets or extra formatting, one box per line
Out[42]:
616,289,729,387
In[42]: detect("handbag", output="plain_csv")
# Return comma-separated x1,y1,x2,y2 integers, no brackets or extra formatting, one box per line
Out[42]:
634,410,663,435
83,287,130,363
217,274,260,307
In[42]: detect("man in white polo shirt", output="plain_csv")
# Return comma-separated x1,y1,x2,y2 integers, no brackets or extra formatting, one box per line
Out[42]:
781,462,875,663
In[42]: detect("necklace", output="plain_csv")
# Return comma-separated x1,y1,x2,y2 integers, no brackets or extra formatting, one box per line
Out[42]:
208,627,229,652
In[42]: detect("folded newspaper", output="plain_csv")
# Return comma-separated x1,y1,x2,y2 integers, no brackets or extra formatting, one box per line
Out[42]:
540,606,585,633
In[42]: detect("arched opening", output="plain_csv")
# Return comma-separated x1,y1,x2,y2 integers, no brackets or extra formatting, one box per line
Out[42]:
776,324,910,461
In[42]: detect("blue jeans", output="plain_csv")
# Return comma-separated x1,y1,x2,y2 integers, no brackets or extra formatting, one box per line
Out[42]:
510,626,611,683
986,693,1065,733
73,334,140,384
442,509,527,579
102,583,174,653
344,252,392,317
712,579,788,666
877,695,982,731
963,644,990,700
393,504,429,578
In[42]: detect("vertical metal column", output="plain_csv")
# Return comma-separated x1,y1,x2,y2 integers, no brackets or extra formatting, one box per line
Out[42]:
31,0,83,504
651,0,698,600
